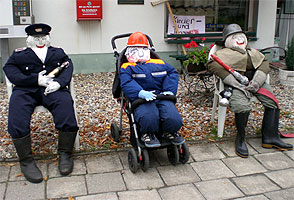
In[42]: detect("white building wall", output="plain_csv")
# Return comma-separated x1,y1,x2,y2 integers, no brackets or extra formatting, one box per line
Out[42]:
7,0,173,54
251,0,277,49
2,0,277,57
0,0,13,25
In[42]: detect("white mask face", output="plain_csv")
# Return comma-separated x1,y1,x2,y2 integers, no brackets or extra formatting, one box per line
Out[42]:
225,33,247,51
26,35,51,48
125,47,150,63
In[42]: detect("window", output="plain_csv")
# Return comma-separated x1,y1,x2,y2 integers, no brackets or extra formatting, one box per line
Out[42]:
285,0,294,14
118,0,144,4
168,0,258,33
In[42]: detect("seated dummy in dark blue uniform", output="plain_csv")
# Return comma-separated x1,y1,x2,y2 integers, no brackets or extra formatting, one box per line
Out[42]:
120,32,185,148
3,23,79,183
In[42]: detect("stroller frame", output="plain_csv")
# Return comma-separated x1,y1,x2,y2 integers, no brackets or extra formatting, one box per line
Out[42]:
110,33,189,173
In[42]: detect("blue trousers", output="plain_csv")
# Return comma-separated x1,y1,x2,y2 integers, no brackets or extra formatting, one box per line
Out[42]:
8,88,78,138
134,100,183,135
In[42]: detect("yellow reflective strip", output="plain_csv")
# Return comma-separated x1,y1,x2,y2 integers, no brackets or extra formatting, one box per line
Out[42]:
121,62,136,69
146,59,165,64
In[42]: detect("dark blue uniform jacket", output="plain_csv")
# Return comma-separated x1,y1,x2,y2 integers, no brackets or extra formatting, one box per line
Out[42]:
120,59,179,101
3,46,73,91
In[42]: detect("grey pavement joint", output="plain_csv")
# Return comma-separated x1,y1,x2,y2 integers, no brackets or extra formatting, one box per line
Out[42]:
191,159,235,180
47,176,87,198
118,189,161,200
264,187,294,200
1,140,294,199
122,168,164,190
157,164,200,186
232,174,280,195
195,178,244,200
265,168,294,188
6,181,45,200
86,172,126,194
254,152,294,170
158,184,205,200
0,166,9,182
223,156,267,176
189,143,226,161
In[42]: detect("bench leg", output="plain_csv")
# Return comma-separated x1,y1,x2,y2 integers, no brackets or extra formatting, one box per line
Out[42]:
74,133,80,151
217,105,227,138
211,93,218,122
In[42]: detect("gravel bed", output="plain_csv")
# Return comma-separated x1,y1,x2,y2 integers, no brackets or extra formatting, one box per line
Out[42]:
0,69,293,160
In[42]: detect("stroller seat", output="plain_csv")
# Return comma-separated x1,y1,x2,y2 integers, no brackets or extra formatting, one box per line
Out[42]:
110,33,190,173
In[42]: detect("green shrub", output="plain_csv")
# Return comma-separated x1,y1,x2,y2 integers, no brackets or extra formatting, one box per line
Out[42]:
286,36,294,71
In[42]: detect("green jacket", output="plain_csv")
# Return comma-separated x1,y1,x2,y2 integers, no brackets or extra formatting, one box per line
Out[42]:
207,47,271,80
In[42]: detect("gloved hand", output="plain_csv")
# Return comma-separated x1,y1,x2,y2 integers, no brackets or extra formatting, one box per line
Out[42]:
246,80,259,93
245,70,267,93
38,70,53,87
219,87,232,107
138,90,157,101
223,74,252,99
160,91,174,96
44,81,61,95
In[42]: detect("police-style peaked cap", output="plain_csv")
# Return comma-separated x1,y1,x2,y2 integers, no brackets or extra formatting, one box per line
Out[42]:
25,23,51,36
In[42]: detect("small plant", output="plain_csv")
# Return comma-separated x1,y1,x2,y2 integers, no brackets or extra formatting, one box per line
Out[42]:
285,36,294,71
255,127,262,136
183,38,212,70
206,126,219,141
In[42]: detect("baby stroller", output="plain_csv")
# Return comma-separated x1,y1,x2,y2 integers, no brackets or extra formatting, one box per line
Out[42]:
110,33,190,173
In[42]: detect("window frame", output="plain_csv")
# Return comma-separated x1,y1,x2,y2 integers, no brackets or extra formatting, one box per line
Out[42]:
117,0,144,5
165,0,258,42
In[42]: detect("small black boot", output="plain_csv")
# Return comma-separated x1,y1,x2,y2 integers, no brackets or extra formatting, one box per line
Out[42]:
262,108,293,150
58,131,77,175
12,135,43,183
235,112,250,158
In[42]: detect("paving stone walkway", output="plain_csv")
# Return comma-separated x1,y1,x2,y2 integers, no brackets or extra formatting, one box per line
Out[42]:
1,137,294,200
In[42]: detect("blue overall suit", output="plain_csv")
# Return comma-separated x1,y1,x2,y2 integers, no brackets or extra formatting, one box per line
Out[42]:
120,58,183,135
3,46,78,139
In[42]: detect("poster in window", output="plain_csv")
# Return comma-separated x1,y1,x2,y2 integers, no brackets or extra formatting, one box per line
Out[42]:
167,15,205,34
118,0,144,4
285,0,294,14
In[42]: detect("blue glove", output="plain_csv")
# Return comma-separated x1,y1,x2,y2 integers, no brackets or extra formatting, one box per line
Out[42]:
138,90,157,101
160,91,174,96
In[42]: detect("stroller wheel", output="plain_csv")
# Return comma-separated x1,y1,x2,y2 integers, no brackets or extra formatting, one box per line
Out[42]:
140,149,149,172
167,145,179,166
128,148,139,173
179,143,190,164
111,123,121,142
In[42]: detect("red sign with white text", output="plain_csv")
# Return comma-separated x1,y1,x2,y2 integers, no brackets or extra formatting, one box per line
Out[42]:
76,0,102,20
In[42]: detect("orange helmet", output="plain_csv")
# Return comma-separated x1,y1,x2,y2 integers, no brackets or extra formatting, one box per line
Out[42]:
127,32,149,47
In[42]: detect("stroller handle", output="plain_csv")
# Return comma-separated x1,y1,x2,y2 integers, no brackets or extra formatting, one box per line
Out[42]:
111,33,155,55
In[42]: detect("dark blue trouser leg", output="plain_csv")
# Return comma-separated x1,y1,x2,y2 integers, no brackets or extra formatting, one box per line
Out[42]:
8,90,37,138
8,88,78,138
157,100,183,133
134,100,183,135
42,89,78,132
134,102,159,134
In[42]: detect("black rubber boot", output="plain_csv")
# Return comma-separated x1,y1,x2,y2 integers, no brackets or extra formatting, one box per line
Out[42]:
235,112,250,158
58,131,77,175
262,108,293,150
12,134,43,183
